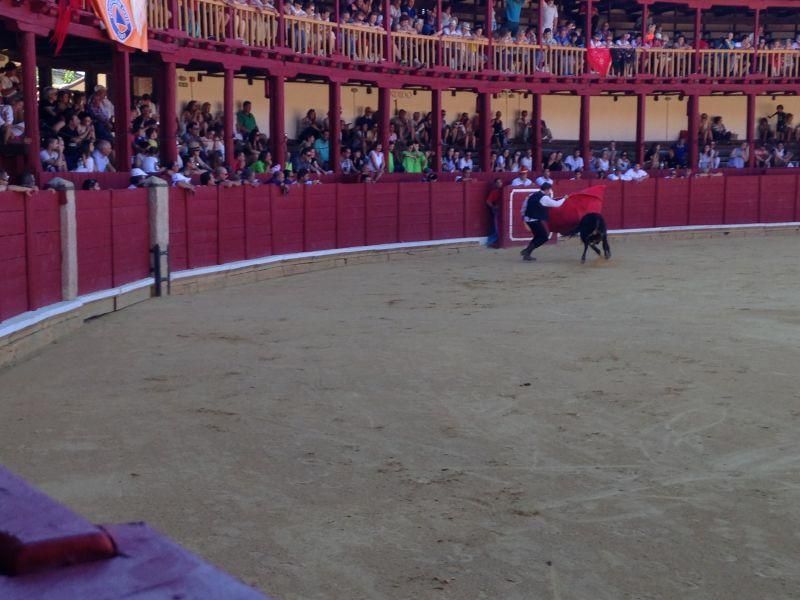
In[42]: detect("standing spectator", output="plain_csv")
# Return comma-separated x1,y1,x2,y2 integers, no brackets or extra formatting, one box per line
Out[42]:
236,101,258,136
88,85,115,142
368,143,386,180
1,94,25,144
672,138,688,168
541,0,558,37
313,130,331,169
768,105,786,141
485,177,503,247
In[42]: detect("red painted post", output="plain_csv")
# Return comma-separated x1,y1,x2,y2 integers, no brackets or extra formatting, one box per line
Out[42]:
693,7,702,74
688,94,699,170
168,0,180,33
431,88,442,171
277,0,286,47
747,93,756,168
329,80,341,172
383,0,392,63
636,93,646,165
641,2,648,42
269,75,286,169
334,0,341,54
20,30,41,176
485,0,493,70
378,85,391,152
752,9,760,74
584,0,593,74
112,48,132,171
161,60,178,164
579,94,590,163
224,68,235,168
436,0,443,66
478,92,492,172
533,92,543,171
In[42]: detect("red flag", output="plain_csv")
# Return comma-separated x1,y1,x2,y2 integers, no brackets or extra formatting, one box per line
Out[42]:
548,185,606,235
52,0,83,55
587,47,612,76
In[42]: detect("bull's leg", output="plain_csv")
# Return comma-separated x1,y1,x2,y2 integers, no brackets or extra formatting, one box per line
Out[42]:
581,242,589,263
590,243,602,256
602,235,611,259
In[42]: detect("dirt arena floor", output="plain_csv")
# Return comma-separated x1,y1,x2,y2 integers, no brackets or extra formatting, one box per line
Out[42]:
2,233,800,599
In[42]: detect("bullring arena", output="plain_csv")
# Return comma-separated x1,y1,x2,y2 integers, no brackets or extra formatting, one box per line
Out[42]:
2,227,800,599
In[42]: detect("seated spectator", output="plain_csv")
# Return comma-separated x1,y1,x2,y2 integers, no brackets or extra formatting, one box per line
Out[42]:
0,169,35,195
570,169,583,181
166,161,195,190
616,151,631,171
40,136,65,172
511,168,532,186
237,101,258,137
754,144,771,168
728,142,749,169
519,149,533,171
594,149,610,173
339,147,355,174
624,162,649,181
92,139,116,172
422,168,438,183
698,144,720,170
442,147,457,173
564,148,584,172
141,146,161,174
402,142,426,173
214,166,241,187
313,130,331,170
535,168,553,186
711,116,731,142
458,151,474,171
368,143,386,180
199,171,215,186
186,143,211,172
73,140,96,172
251,150,273,174
128,168,148,189
241,168,260,186
455,167,473,182
0,63,21,98
644,144,662,170
607,167,623,181
0,94,24,144
772,142,793,167
81,178,101,191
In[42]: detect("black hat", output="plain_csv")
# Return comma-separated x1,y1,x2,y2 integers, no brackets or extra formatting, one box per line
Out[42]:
540,182,552,190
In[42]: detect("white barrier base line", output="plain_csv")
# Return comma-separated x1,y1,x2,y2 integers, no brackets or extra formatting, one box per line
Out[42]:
170,238,488,281
0,278,154,339
606,222,800,235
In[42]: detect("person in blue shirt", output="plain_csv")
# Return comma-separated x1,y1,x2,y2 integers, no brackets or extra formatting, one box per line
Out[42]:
505,0,524,36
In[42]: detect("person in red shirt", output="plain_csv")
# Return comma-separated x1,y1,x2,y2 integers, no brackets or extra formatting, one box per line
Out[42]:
485,177,503,248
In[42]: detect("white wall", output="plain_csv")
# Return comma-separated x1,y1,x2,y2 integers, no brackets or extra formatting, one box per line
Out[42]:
541,94,581,140
699,96,746,138
590,96,637,142
645,96,689,142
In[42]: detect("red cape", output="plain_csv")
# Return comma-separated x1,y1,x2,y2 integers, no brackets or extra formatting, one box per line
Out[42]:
548,185,606,235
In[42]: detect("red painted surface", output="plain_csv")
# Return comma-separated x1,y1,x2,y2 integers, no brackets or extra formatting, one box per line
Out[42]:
622,178,657,229
271,186,305,254
398,183,432,242
168,188,189,272
602,182,624,230
245,185,272,258
760,174,797,223
725,175,760,225
110,190,151,287
76,191,113,295
218,186,247,264
464,184,491,237
689,177,726,225
304,185,337,252
25,192,62,311
0,193,28,322
655,178,690,227
365,183,399,246
431,183,466,240
186,186,220,269
336,183,367,248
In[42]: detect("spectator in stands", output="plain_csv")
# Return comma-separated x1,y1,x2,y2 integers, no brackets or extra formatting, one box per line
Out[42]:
594,149,610,174
40,136,64,172
0,169,35,195
484,177,502,247
768,104,786,141
186,143,211,172
698,144,720,170
368,142,386,180
711,116,731,142
252,150,273,174
607,167,623,181
236,101,258,137
492,111,510,149
698,113,712,145
402,142,426,173
458,151,474,171
672,138,688,168
314,130,331,169
88,85,115,142
128,168,148,189
0,63,21,98
166,161,195,191
772,142,793,167
81,179,101,191
511,168,532,187
564,148,584,172
728,142,749,169
535,168,553,186
0,94,24,144
757,117,771,144
616,151,631,171
455,167,473,182
504,0,523,35
644,144,662,170
754,144,771,168
624,162,649,181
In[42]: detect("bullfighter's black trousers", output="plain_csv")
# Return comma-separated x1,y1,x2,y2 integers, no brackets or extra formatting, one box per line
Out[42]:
522,220,550,256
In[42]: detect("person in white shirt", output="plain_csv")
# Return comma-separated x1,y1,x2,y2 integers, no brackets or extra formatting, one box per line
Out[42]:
520,149,533,171
511,169,533,187
520,182,567,261
594,150,610,174
92,140,115,173
564,149,584,172
541,0,558,38
607,168,623,181
458,151,474,171
141,147,160,174
128,168,148,189
624,162,649,181
167,161,195,190
535,168,553,186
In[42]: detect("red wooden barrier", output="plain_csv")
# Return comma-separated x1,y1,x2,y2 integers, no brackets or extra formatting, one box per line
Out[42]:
622,179,657,229
168,188,188,272
76,191,113,295
0,192,28,321
270,186,304,254
431,183,465,240
365,183,399,245
724,175,760,225
304,185,337,252
336,183,366,248
602,181,623,229
654,178,690,227
689,177,725,225
398,183,431,242
244,185,272,259
111,189,150,287
25,191,62,310
186,186,219,268
760,173,797,223
218,186,246,264
463,182,491,237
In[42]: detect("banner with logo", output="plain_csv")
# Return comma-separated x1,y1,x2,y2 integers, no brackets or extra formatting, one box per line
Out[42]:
90,0,148,51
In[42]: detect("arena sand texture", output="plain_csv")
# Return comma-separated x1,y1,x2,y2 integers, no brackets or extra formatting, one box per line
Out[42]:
1,234,800,600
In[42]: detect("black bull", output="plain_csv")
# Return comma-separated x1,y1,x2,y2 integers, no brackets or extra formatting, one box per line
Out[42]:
564,213,612,263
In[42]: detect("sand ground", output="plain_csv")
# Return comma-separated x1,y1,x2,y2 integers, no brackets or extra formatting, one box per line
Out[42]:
1,234,800,600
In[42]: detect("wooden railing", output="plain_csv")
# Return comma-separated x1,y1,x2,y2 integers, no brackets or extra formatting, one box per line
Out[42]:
699,49,753,78
232,4,277,47
756,50,800,78
541,46,584,76
284,15,334,56
638,49,694,78
492,42,537,75
148,0,171,31
339,24,385,62
178,0,227,40
440,37,487,72
393,31,437,68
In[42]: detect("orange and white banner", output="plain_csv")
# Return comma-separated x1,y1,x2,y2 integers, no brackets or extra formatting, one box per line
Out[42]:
90,0,148,51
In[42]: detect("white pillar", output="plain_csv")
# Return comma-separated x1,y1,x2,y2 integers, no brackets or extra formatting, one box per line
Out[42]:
146,177,170,283
47,178,78,301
